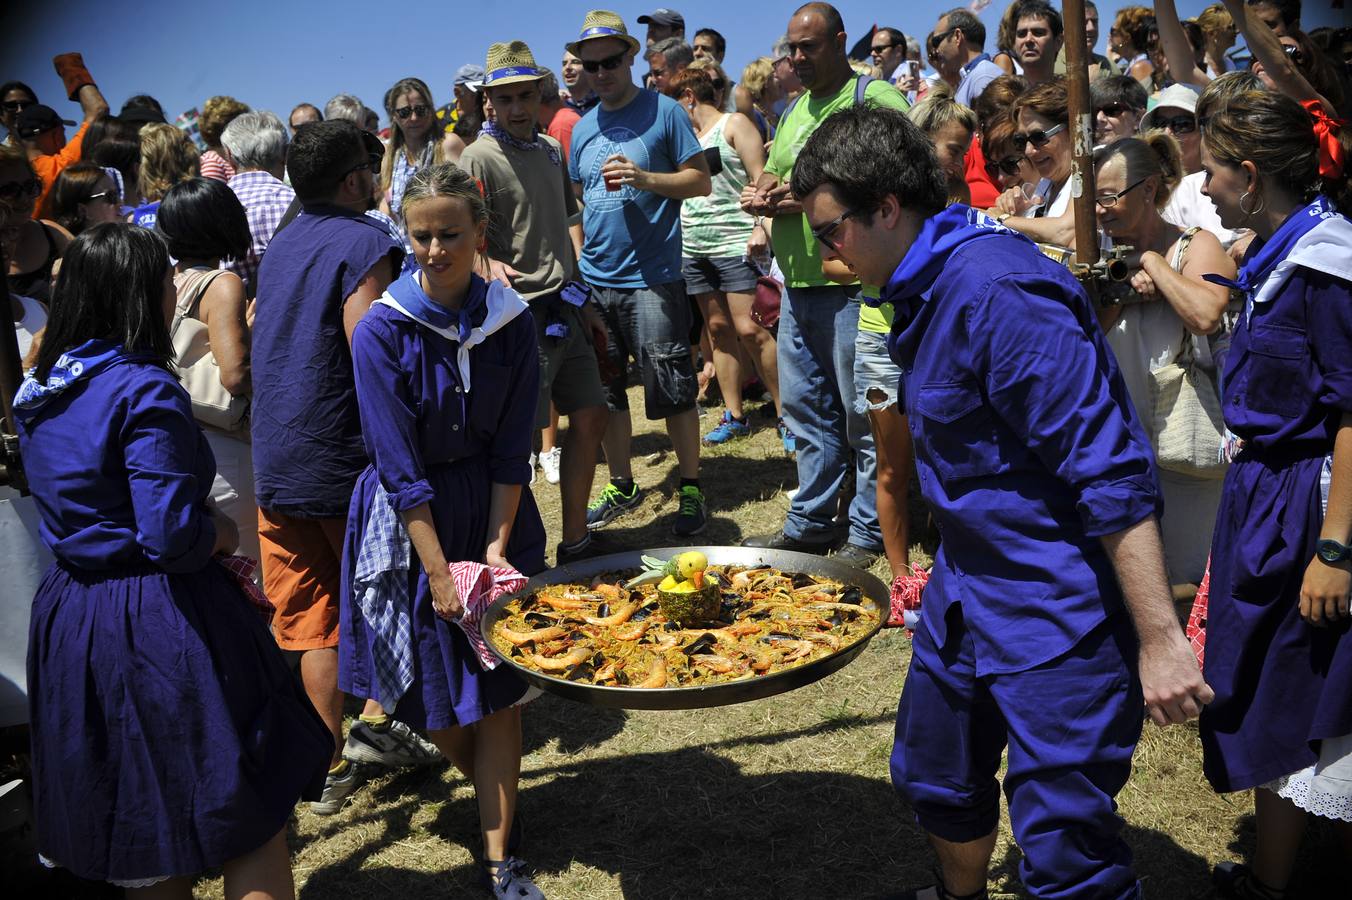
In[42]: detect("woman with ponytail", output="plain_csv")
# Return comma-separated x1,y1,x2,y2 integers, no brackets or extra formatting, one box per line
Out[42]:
1092,130,1235,587
1197,88,1352,900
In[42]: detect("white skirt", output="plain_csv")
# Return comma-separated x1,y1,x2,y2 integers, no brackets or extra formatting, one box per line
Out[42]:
1264,733,1352,822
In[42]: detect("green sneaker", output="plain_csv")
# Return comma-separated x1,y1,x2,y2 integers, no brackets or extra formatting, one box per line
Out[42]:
585,481,643,529
672,485,707,537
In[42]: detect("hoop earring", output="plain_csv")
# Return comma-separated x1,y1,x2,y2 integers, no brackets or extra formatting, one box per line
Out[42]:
1238,189,1265,218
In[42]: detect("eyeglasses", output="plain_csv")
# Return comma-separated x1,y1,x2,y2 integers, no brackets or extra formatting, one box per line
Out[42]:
1155,114,1196,135
1096,103,1131,118
395,104,430,120
581,52,627,73
0,177,41,202
811,207,865,251
985,154,1027,177
85,188,120,206
1095,176,1151,208
1012,122,1066,149
870,42,900,56
2,98,33,113
343,154,381,179
710,78,726,90
930,28,958,51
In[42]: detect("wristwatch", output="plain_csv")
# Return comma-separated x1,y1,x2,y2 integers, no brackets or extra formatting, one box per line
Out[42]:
1317,539,1351,564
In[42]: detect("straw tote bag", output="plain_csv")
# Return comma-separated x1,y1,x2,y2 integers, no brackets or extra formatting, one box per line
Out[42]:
1147,229,1226,479
171,268,249,432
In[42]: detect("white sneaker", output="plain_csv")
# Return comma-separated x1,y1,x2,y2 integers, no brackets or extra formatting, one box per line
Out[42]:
310,761,366,816
342,720,443,769
540,446,562,484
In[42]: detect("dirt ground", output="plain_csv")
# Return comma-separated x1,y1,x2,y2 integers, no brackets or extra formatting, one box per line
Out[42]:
11,389,1347,898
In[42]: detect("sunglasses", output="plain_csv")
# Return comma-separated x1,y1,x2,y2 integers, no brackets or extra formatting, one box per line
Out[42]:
870,42,900,56
1155,114,1196,135
0,177,42,201
811,207,865,251
985,154,1026,177
1012,122,1066,149
930,27,958,51
343,154,382,179
2,98,34,112
582,52,627,73
1096,103,1131,118
1095,175,1151,209
710,78,726,90
85,188,120,205
395,104,430,120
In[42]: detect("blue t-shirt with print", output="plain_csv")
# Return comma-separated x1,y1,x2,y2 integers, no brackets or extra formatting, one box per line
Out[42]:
569,88,702,288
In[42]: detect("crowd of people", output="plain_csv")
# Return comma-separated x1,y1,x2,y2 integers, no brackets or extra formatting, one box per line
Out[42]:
2,1,1350,898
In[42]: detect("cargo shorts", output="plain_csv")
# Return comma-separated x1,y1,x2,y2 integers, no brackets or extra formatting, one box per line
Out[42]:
530,297,608,429
591,281,698,420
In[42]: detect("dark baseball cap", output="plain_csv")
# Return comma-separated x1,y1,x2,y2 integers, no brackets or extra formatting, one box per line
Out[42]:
15,104,75,138
637,8,684,29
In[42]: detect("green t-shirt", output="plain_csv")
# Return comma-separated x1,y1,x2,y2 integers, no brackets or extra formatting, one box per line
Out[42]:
763,76,909,289
857,294,895,333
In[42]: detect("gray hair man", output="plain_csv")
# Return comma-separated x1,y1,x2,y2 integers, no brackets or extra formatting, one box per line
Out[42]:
646,36,693,94
324,93,366,125
221,110,295,297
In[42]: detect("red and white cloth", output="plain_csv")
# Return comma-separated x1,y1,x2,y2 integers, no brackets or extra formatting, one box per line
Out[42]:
216,554,273,621
888,565,930,633
1187,558,1211,669
448,562,528,670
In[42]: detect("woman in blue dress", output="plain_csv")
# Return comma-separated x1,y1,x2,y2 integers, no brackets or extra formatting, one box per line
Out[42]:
14,223,332,896
339,162,548,899
1196,89,1352,899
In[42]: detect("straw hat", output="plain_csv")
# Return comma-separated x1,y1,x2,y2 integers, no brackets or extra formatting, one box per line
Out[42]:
566,10,642,57
481,41,545,89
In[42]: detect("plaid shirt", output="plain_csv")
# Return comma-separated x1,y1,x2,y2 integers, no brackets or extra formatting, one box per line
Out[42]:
226,170,295,297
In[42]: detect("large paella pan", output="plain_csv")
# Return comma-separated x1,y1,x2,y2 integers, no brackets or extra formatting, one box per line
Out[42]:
480,547,889,710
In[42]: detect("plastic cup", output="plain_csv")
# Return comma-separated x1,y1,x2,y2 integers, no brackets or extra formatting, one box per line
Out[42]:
604,171,622,192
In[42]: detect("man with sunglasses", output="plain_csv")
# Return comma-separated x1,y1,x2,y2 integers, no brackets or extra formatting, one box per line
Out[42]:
869,27,909,82
1,81,38,147
565,10,713,537
741,2,907,568
793,103,1209,900
15,52,108,219
928,9,1003,108
252,120,436,814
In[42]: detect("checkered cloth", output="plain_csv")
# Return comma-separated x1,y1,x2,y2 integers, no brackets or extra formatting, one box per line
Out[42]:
215,554,273,622
353,485,416,712
226,170,296,295
888,565,929,633
448,562,528,670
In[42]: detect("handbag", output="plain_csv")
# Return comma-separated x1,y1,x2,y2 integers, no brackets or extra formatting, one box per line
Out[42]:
752,274,782,331
170,268,250,432
1146,229,1226,479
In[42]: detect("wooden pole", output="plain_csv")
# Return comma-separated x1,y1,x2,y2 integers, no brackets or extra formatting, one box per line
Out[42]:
1062,0,1099,267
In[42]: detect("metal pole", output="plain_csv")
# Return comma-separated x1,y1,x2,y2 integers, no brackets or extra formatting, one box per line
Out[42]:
1062,0,1100,267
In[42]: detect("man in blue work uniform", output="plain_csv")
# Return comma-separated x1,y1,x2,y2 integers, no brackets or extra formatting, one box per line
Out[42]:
790,106,1213,900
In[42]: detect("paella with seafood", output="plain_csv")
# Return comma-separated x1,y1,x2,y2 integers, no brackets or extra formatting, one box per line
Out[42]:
487,552,882,689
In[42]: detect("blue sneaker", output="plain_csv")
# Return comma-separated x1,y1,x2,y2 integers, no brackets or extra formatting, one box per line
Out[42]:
702,410,751,445
586,481,643,529
777,418,796,455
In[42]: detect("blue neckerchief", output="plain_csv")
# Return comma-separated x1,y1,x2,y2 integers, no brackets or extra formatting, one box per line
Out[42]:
876,204,1030,308
386,270,489,342
479,120,562,167
1204,195,1338,298
13,339,136,416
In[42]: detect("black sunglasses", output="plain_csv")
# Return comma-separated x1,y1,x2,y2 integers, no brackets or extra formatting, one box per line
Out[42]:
2,98,34,113
930,27,958,51
582,52,627,73
0,177,41,201
986,153,1026,177
1012,122,1066,149
343,154,381,179
811,207,865,251
85,188,120,205
870,42,900,55
1096,102,1131,118
1155,114,1196,135
395,104,430,120
710,78,726,90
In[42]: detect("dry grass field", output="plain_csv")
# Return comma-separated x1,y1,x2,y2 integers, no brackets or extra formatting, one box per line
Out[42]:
9,389,1347,898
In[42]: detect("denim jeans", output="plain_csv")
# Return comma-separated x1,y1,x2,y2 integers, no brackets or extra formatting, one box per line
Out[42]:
777,284,881,549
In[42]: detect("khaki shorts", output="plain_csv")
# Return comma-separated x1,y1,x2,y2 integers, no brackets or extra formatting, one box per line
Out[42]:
258,507,346,651
532,299,608,429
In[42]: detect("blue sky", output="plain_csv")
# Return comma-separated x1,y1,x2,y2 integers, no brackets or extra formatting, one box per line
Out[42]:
2,1,1343,133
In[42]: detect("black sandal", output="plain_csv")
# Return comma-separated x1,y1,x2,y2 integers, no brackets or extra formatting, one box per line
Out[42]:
482,856,544,900
1214,862,1285,900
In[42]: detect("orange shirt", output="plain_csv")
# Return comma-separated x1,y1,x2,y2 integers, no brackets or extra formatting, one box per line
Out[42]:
31,120,89,219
